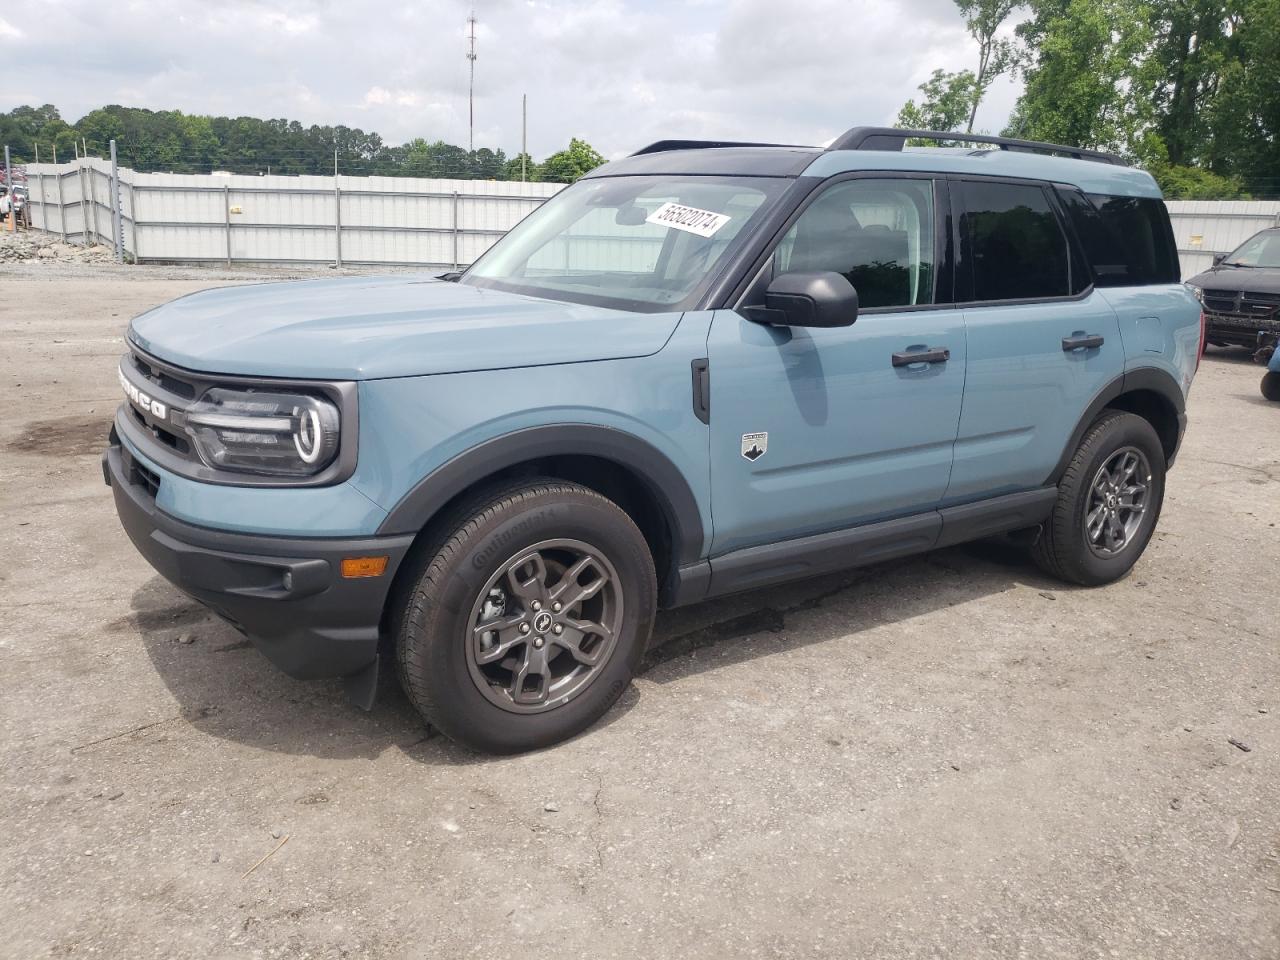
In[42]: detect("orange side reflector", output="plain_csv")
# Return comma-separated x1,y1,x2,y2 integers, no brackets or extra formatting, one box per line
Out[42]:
341,556,388,579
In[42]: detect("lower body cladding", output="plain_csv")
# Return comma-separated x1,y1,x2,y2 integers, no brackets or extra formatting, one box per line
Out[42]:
103,440,414,707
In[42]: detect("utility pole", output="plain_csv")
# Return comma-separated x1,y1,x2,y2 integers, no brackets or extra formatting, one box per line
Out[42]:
521,93,527,182
466,12,478,154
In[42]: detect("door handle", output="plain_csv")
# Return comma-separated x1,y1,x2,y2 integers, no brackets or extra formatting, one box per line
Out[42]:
891,347,950,367
1062,333,1105,351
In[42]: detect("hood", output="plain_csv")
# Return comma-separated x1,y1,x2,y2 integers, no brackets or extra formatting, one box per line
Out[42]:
1186,263,1280,295
128,275,681,380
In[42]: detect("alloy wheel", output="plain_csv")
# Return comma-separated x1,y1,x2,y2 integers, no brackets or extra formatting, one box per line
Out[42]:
466,539,624,714
1084,446,1151,557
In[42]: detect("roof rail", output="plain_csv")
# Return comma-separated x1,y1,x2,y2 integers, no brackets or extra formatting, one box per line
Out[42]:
826,126,1128,167
631,139,808,156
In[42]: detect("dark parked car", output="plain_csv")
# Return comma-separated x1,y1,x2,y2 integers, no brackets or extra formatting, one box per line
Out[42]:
1185,227,1280,348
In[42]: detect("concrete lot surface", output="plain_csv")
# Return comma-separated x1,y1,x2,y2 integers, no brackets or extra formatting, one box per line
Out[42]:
1,264,1277,959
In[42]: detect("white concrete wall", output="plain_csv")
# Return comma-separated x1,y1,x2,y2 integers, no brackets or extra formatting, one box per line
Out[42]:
23,160,562,268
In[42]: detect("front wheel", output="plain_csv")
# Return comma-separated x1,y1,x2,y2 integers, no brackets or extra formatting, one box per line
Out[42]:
394,479,656,753
1032,411,1166,586
1262,371,1280,402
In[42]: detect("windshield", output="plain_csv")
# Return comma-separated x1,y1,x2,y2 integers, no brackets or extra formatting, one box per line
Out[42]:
462,175,788,312
1224,230,1280,268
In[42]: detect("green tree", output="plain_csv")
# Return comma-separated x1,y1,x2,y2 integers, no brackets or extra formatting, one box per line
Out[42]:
502,152,538,181
896,69,979,134
1200,0,1279,189
1151,163,1246,199
539,138,605,183
956,0,1022,131
1004,0,1153,156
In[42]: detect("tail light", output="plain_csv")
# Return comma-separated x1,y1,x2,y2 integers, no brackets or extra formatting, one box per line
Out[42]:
1197,310,1206,370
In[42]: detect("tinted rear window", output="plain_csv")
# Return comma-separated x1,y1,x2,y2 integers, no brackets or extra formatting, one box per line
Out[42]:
1059,192,1180,286
958,181,1071,301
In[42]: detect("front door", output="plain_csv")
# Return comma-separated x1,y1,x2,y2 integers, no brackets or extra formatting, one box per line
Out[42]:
706,176,966,556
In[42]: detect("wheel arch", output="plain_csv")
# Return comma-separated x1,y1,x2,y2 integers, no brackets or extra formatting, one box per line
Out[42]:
376,424,706,605
1048,368,1186,484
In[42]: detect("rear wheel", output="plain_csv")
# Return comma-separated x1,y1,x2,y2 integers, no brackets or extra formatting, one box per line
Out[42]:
1262,371,1280,402
1032,411,1166,586
394,479,656,753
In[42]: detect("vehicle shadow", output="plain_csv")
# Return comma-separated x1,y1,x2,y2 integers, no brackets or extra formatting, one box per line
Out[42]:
133,539,1066,765
1204,345,1265,366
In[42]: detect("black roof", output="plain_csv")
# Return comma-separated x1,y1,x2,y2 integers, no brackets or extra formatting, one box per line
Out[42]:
583,145,821,179
591,126,1128,179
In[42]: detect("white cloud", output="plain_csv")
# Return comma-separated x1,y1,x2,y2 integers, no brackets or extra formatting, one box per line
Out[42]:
1,0,1024,158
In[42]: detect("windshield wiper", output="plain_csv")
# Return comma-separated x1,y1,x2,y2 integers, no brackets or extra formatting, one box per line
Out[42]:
1223,261,1255,268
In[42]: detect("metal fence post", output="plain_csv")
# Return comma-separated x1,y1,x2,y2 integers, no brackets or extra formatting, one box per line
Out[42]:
109,140,123,262
87,159,100,244
452,191,460,270
53,145,67,242
130,184,142,263
334,184,343,268
34,144,43,232
224,184,232,267
74,143,89,245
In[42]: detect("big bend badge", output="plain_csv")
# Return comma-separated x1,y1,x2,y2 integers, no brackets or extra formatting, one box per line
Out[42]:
741,432,767,462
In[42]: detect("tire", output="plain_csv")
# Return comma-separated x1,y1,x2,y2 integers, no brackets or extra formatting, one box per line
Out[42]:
394,479,656,753
1032,411,1166,586
1262,371,1280,402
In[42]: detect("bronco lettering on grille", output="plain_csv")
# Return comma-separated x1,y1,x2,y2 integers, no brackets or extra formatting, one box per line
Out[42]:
119,367,168,420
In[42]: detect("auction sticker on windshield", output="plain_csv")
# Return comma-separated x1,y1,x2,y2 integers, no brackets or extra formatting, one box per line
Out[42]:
646,202,731,238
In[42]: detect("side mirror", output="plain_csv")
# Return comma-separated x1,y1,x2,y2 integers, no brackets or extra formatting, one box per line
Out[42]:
1212,253,1227,267
745,271,859,328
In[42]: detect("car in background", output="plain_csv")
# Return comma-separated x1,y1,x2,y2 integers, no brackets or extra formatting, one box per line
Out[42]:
1185,227,1280,349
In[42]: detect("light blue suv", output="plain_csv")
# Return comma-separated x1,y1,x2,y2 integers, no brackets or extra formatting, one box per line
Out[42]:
105,127,1203,752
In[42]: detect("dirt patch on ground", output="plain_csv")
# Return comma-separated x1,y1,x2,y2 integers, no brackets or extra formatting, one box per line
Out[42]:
7,414,113,456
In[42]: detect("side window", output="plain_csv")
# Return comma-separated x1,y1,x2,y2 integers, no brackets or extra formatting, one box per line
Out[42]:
775,178,936,309
958,181,1070,301
1059,190,1180,286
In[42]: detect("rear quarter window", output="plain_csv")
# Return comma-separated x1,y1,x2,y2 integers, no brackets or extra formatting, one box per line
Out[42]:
1059,191,1180,286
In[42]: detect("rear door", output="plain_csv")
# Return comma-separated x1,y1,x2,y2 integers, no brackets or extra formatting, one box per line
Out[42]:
946,178,1125,502
1057,188,1199,392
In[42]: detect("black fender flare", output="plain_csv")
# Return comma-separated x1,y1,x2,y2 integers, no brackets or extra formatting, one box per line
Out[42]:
1046,367,1187,484
376,423,706,566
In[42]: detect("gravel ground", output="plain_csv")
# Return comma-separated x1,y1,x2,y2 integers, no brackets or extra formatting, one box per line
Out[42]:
1,264,1277,959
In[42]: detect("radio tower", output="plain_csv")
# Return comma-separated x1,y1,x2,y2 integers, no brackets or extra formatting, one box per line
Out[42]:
466,13,478,153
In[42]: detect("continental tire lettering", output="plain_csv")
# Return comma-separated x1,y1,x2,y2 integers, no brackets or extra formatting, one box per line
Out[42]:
472,508,557,570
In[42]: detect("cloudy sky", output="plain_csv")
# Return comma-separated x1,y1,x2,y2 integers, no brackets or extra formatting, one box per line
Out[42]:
0,0,1023,160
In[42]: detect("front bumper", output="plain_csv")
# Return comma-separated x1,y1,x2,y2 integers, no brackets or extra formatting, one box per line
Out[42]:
104,437,415,682
1205,312,1280,347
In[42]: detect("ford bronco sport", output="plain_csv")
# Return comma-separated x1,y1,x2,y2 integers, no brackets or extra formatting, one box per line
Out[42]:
105,127,1202,753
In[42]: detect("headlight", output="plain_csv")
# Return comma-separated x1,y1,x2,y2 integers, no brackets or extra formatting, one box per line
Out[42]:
1185,282,1204,303
180,388,340,477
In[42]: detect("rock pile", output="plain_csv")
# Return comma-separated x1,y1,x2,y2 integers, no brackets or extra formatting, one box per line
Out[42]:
0,231,117,264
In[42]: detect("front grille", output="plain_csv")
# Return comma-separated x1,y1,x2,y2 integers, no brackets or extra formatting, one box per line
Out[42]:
1202,289,1280,320
129,351,197,399
122,346,202,466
